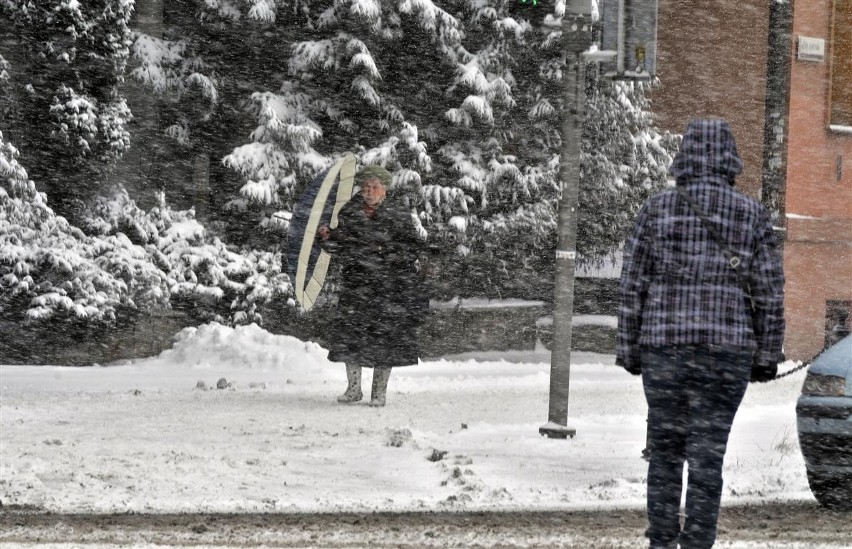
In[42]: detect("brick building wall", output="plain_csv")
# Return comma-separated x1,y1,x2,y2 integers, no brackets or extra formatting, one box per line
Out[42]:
784,0,852,361
650,0,771,197
649,0,851,361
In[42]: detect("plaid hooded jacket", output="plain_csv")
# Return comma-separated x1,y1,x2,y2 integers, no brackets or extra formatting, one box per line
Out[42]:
616,119,785,370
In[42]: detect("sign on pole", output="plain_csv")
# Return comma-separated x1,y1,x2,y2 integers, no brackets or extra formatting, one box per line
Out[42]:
600,0,659,79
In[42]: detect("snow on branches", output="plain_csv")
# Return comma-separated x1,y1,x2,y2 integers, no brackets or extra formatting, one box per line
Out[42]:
49,84,132,163
223,88,327,209
2,0,135,216
3,0,677,309
1,129,292,327
0,131,137,323
131,33,218,104
81,188,294,326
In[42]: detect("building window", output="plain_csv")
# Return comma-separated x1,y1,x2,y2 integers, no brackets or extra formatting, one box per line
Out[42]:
829,0,852,127
825,300,851,349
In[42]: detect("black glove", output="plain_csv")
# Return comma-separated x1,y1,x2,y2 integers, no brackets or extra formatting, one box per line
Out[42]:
750,360,777,383
616,356,642,376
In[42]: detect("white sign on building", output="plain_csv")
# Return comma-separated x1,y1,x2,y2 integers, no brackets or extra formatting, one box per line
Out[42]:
798,36,826,62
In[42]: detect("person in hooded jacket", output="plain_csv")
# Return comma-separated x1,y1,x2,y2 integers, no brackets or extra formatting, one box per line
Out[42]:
318,165,427,407
616,119,785,549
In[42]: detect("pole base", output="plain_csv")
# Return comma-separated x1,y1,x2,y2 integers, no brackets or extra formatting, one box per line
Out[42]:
539,421,576,439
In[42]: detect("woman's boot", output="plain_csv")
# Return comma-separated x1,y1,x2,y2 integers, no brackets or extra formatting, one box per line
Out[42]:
369,368,391,407
337,365,363,403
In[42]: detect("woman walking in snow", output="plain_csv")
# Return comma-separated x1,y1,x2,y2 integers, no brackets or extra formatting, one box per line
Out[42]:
617,119,785,549
318,165,427,407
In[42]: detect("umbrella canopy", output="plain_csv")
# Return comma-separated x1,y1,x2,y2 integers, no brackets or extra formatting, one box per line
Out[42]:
288,154,356,311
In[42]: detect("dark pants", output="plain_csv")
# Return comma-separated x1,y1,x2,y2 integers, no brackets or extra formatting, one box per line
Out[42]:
641,345,751,549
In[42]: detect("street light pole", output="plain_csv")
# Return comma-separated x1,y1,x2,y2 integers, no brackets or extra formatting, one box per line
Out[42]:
539,0,593,439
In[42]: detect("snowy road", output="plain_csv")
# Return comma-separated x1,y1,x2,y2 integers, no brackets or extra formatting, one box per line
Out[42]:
1,502,850,548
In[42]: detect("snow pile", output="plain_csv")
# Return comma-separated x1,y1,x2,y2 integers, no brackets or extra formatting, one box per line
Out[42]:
145,322,336,382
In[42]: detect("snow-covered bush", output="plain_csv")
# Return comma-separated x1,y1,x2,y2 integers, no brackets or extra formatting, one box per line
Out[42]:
156,207,293,326
1,126,292,335
0,130,165,324
81,187,294,326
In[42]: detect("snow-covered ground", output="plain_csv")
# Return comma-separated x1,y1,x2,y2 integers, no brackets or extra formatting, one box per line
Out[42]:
0,323,811,514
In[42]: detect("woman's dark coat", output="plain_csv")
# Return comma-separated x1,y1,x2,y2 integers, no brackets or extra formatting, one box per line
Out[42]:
320,197,427,368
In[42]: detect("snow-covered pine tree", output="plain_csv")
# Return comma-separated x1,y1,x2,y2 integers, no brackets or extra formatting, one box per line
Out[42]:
0,2,295,349
581,77,677,261
0,0,135,222
419,0,561,298
125,0,244,217
221,0,460,249
128,1,676,303
0,130,170,332
218,0,536,297
435,1,675,298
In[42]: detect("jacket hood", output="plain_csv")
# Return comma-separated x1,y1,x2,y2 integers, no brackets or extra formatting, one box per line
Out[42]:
670,119,743,184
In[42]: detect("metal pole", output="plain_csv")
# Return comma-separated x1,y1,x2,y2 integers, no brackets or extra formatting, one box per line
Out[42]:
539,0,593,439
616,0,626,73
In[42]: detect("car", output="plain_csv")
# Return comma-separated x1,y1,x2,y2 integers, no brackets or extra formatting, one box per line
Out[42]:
796,333,852,510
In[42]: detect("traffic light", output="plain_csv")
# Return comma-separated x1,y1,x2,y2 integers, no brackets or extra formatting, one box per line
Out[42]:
508,0,548,27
